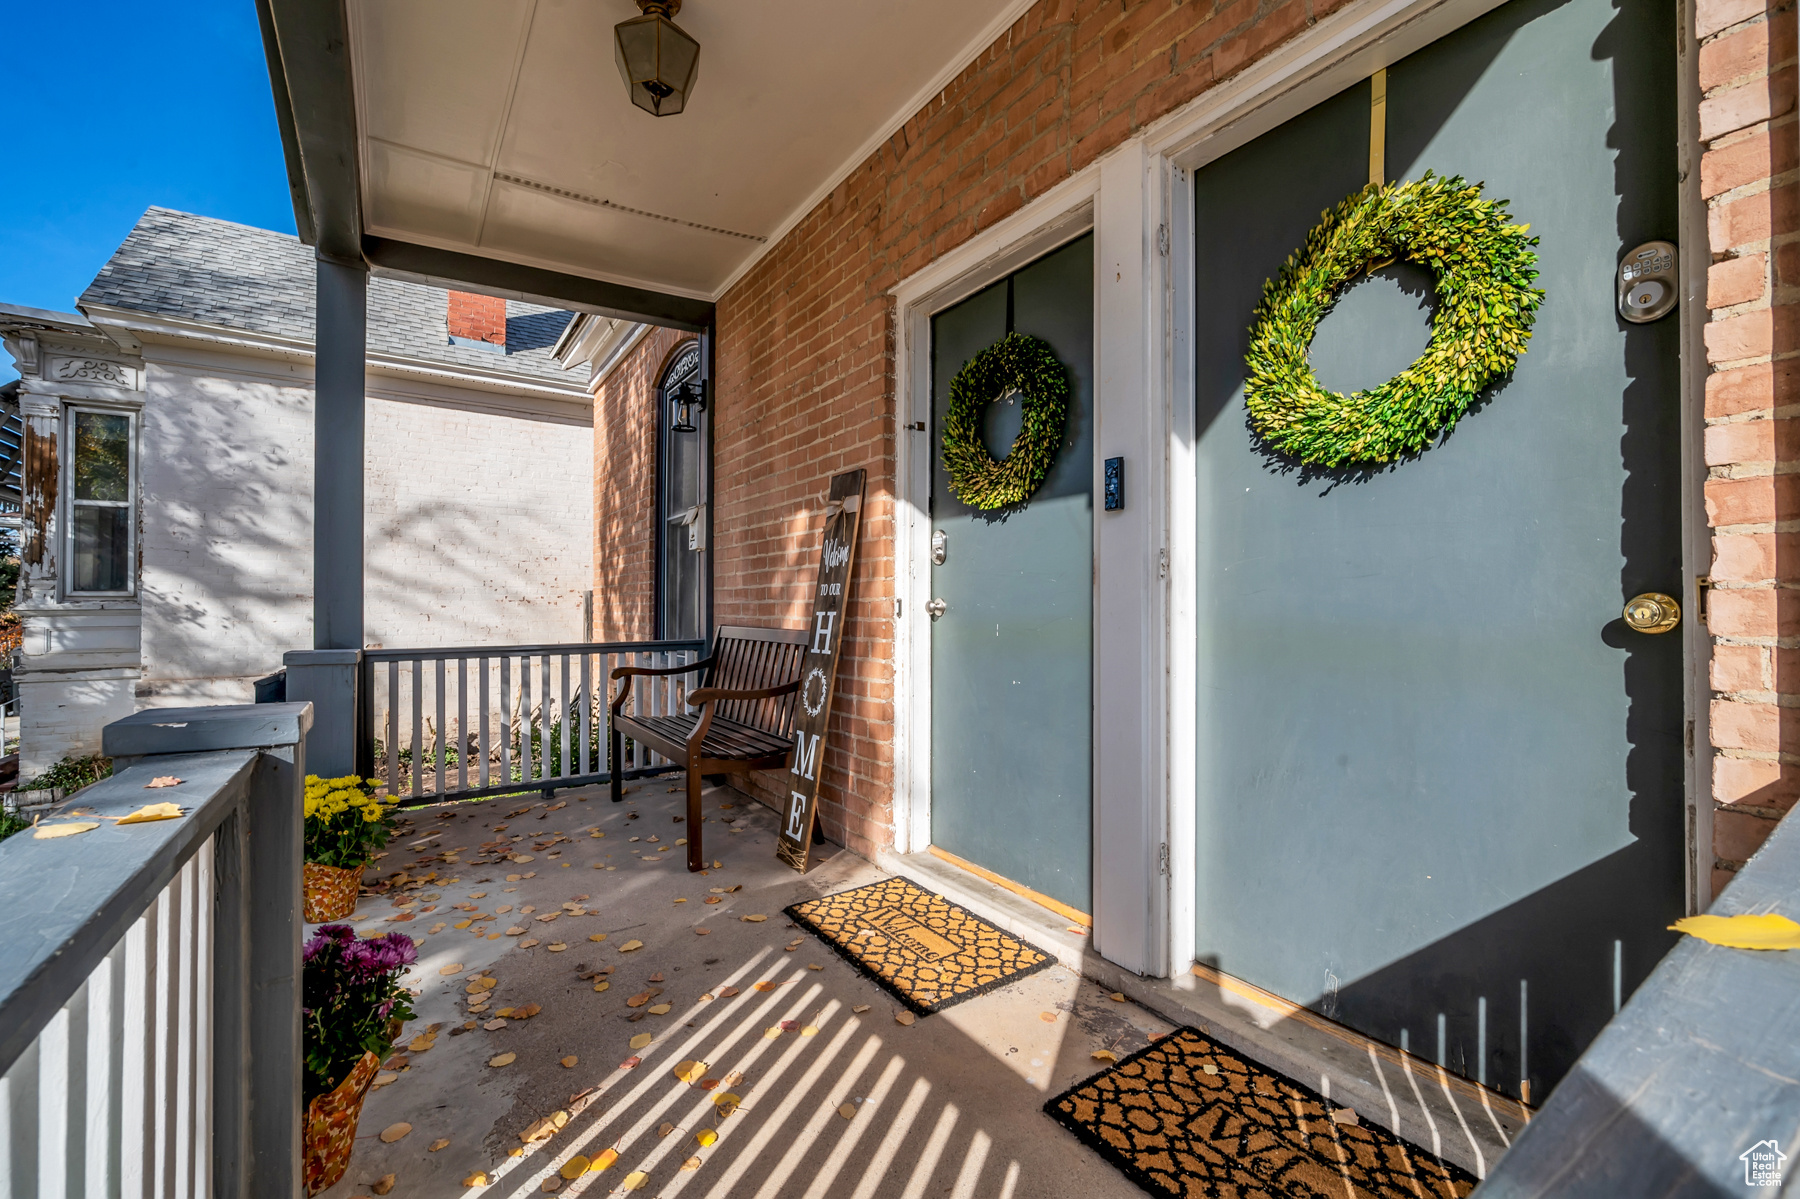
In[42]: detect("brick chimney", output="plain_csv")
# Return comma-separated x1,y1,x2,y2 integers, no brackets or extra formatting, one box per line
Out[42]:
447,291,506,349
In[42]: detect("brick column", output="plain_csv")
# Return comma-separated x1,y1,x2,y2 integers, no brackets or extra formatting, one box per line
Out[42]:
1699,0,1800,894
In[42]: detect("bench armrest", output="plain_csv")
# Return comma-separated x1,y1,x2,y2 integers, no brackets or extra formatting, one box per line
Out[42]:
610,656,712,682
610,656,714,715
688,679,801,706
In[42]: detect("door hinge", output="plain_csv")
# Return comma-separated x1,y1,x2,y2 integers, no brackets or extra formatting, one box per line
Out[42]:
894,598,903,619
1158,548,1169,579
1158,842,1170,875
1157,225,1170,256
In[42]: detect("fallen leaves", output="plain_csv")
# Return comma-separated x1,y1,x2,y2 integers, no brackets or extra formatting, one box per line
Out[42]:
1670,912,1800,950
753,981,778,993
718,987,741,998
683,1156,702,1170
372,1174,397,1195
463,1172,489,1187
704,896,722,905
430,1138,450,1151
694,927,711,936
619,1056,641,1069
895,1011,916,1027
379,1122,413,1143
593,980,611,993
619,939,644,952
695,1128,718,1147
521,1111,570,1143
547,942,567,952
1092,1050,1118,1063
145,776,184,789
34,822,99,839
1109,992,1126,1002
440,963,465,976
763,1027,782,1040
629,1033,653,1050
588,933,607,942
658,1121,676,1138
506,926,527,936
484,1018,508,1031
488,1052,517,1068
562,1055,578,1068
1039,1012,1058,1023
712,1092,742,1117
560,1157,590,1180
647,1003,672,1015
740,914,767,923
1330,1107,1360,1126
852,1005,871,1014
624,1171,649,1190
674,1059,709,1083
627,989,663,1008
117,802,184,824
838,1102,857,1120
591,1148,620,1171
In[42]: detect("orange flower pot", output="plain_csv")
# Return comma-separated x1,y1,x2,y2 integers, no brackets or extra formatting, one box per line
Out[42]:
303,861,361,923
303,1049,381,1195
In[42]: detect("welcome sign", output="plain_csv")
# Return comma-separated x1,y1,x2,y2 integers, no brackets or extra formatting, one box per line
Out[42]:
776,467,866,872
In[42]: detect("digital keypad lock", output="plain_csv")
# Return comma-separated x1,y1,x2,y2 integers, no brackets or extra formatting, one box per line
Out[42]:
1618,241,1678,324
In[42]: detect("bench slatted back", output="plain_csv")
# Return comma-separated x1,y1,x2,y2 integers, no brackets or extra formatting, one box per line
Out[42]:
704,626,808,738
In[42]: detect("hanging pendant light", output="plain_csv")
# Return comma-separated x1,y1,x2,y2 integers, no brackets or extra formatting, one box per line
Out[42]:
670,377,706,433
615,0,700,117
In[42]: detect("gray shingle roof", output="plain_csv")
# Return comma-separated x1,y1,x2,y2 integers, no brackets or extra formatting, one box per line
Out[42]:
79,208,587,387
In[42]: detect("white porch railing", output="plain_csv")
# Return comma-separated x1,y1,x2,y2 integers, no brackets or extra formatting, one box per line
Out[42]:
0,704,312,1199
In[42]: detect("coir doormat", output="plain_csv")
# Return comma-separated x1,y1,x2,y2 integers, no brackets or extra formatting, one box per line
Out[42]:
1046,1028,1478,1199
785,876,1053,1014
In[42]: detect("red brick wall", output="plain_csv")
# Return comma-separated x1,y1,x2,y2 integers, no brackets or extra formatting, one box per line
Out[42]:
700,0,1357,858
593,328,692,642
1699,0,1799,893
448,291,506,345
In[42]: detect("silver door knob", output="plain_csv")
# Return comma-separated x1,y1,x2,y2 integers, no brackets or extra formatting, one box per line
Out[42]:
925,598,947,620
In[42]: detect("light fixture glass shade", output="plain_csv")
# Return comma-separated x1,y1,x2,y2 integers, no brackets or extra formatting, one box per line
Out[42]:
614,10,700,117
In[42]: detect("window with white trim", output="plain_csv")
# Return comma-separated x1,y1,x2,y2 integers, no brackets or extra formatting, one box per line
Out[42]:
65,407,134,595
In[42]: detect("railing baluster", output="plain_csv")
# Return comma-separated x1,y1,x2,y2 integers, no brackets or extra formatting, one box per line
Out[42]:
559,654,571,780
479,658,491,791
174,854,197,1199
121,911,151,1198
385,661,399,797
500,657,512,790
409,661,423,800
579,652,592,777
457,658,469,795
540,653,552,785
434,658,447,802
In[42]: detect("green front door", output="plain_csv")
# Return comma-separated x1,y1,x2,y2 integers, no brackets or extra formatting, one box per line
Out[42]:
930,235,1094,913
1192,0,1683,1101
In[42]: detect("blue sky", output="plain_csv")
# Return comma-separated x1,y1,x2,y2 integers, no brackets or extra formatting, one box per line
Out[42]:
1,2,294,382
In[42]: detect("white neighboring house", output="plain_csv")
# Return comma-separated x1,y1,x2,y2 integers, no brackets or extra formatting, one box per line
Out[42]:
0,208,594,778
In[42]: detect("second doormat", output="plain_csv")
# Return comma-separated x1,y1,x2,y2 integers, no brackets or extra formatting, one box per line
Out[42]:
1046,1027,1478,1199
785,876,1053,1014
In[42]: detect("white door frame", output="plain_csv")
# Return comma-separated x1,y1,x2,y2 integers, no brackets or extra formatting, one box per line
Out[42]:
890,0,1707,981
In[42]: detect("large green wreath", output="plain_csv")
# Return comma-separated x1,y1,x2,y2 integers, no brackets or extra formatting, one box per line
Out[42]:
1245,172,1544,467
942,331,1070,510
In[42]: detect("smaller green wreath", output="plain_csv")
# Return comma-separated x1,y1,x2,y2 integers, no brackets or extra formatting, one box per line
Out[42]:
1245,172,1544,467
941,332,1070,510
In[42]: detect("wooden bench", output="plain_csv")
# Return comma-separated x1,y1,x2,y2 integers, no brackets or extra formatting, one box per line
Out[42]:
609,625,808,871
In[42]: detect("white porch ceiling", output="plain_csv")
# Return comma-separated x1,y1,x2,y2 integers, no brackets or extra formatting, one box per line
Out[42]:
351,0,1031,302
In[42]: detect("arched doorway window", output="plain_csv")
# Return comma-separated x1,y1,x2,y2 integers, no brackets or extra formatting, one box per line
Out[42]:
657,341,707,640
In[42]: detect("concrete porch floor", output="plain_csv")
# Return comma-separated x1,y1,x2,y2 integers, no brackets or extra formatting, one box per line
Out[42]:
319,776,1171,1198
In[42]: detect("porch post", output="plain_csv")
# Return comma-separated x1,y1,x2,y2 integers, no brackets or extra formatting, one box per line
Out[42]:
284,256,367,776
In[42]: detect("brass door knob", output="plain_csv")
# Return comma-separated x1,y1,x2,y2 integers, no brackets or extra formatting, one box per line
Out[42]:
1623,592,1680,634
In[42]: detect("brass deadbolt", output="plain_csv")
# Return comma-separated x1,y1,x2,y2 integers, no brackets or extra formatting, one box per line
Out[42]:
1623,592,1680,634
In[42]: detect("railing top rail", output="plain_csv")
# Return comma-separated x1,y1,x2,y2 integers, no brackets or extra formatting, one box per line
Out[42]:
1481,807,1800,1191
362,638,708,663
0,749,259,1077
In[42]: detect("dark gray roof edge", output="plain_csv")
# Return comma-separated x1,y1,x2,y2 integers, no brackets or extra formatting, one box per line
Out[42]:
0,302,96,331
